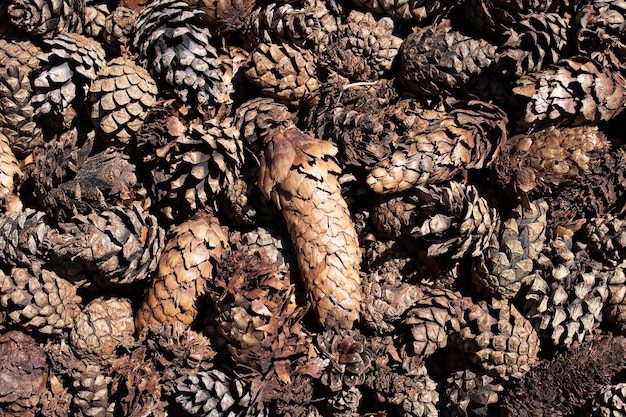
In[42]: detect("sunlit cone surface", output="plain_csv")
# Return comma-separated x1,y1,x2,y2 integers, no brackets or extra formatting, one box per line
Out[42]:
259,127,362,329
443,370,503,417
584,382,626,417
7,0,83,38
82,0,109,38
243,3,319,47
103,6,137,53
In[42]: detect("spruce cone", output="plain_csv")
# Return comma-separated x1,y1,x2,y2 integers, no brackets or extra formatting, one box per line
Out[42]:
317,329,370,392
243,3,319,47
513,56,626,131
350,0,455,21
491,124,611,195
259,127,362,330
501,335,626,417
0,330,48,416
69,296,135,363
88,56,158,146
398,20,497,98
0,208,50,268
367,101,507,194
442,370,504,417
0,38,44,157
0,131,21,202
360,239,425,334
31,32,107,131
44,203,165,289
131,0,232,106
103,6,137,53
0,266,81,336
584,382,626,417
472,198,549,300
245,41,320,108
450,297,540,381
6,0,83,38
135,209,229,333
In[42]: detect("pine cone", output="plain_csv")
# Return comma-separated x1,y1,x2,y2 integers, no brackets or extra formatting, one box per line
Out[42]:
184,0,256,33
576,0,626,72
0,330,48,416
229,225,295,272
88,56,158,146
245,41,320,108
350,0,455,21
44,203,165,289
584,214,626,265
583,382,626,417
259,127,362,330
69,296,135,364
398,20,497,98
360,239,425,334
135,209,229,333
321,386,361,417
450,297,540,381
472,198,549,300
31,32,107,131
243,3,319,47
513,56,626,131
463,0,556,36
0,208,50,269
0,131,21,202
501,335,626,417
367,101,507,194
38,374,72,417
442,370,504,417
0,38,44,157
0,266,81,336
603,266,626,333
7,0,83,38
83,0,109,38
317,328,370,392
131,0,232,106
102,6,137,53
491,124,611,195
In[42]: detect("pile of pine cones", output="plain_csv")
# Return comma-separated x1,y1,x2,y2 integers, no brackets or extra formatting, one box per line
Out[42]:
3,0,626,415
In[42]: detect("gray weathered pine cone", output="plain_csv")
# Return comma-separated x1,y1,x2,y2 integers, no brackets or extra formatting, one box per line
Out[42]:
450,297,540,381
472,198,549,300
69,296,135,364
0,330,49,416
0,130,21,202
82,0,109,39
367,101,507,194
583,382,626,417
398,19,497,98
522,234,609,347
102,6,137,53
88,56,159,146
513,56,626,132
0,38,44,157
0,265,81,336
31,32,107,131
491,124,611,195
350,0,455,21
135,209,229,333
442,369,504,417
360,239,425,334
495,12,571,78
0,207,50,269
243,3,320,47
6,0,84,38
131,0,233,106
245,41,320,108
43,202,165,289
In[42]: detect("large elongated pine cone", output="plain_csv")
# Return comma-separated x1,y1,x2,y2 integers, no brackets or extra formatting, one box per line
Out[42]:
0,39,44,157
350,0,455,21
69,296,135,364
0,266,81,336
259,127,362,330
131,0,232,106
31,32,107,131
472,198,548,300
449,297,540,381
0,330,48,416
245,41,320,108
6,0,84,38
367,101,507,194
88,56,158,146
43,202,165,289
135,210,229,333
501,335,626,417
243,3,319,47
491,124,611,195
513,57,626,132
0,131,21,202
398,20,497,98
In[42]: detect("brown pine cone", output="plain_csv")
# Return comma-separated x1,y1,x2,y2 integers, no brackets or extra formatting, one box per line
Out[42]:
69,296,135,364
603,266,626,333
245,42,320,108
513,56,626,131
6,0,84,38
583,382,626,417
229,225,295,272
463,0,556,36
102,6,137,53
0,266,81,336
135,209,229,333
367,101,507,194
243,3,320,47
450,297,540,381
443,369,504,417
350,0,455,21
0,207,51,269
88,56,158,146
82,0,109,39
259,127,362,330
0,131,21,202
317,328,370,392
0,330,48,416
584,214,626,265
0,38,44,157
184,0,256,33
398,20,497,98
